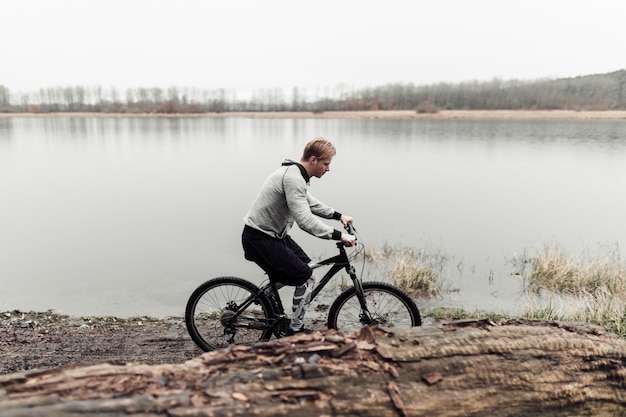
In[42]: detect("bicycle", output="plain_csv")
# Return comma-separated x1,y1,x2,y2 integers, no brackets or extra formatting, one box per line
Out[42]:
185,224,421,351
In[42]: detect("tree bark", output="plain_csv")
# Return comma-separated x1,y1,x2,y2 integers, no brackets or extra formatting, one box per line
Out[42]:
1,319,626,416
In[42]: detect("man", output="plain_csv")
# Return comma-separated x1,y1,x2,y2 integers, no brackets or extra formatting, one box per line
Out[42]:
242,137,355,334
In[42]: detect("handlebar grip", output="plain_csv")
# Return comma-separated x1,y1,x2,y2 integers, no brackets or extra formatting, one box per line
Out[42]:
344,223,357,248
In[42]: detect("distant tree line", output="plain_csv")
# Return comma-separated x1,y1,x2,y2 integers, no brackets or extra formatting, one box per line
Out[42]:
1,70,624,114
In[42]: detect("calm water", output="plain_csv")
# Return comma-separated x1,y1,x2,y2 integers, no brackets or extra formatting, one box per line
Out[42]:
1,116,626,317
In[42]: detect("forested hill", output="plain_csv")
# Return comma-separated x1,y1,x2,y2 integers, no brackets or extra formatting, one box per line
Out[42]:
356,69,626,112
1,69,625,114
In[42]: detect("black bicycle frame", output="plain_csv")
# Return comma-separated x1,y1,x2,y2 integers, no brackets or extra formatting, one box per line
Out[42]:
309,242,373,322
227,240,370,330
309,242,354,301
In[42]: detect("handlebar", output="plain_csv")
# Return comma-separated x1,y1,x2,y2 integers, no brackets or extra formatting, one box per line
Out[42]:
342,223,357,247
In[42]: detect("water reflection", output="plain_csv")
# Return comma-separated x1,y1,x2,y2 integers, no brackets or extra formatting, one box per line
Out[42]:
0,118,13,144
1,116,625,317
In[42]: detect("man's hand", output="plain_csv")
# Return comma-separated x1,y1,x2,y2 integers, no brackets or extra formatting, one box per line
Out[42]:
339,214,353,227
340,233,357,247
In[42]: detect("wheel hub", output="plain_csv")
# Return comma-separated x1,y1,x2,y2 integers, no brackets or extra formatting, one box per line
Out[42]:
219,310,237,327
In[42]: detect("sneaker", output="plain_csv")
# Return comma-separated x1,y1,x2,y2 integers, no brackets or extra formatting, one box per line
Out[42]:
286,327,313,336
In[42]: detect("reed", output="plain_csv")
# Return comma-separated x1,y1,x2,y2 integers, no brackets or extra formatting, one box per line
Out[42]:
516,243,626,337
523,243,626,295
361,242,455,297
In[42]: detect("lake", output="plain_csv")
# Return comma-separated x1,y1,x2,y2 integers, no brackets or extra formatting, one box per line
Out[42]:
1,115,626,318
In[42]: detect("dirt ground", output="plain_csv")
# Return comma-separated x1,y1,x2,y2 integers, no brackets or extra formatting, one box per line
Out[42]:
0,310,333,375
0,311,204,375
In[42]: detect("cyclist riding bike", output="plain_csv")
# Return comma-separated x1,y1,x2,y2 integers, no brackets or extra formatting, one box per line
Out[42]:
241,137,356,335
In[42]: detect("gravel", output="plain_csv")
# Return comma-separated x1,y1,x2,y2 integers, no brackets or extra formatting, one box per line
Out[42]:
0,310,203,375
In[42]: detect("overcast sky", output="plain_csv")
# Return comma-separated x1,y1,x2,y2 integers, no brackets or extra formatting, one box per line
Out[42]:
2,0,624,94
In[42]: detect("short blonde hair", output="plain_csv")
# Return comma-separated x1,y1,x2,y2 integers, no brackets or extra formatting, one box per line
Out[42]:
301,137,336,161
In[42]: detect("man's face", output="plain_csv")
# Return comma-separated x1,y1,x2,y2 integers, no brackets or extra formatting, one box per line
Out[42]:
311,156,332,178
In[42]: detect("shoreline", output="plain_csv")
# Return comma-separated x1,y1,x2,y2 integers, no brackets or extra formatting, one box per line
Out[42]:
0,310,201,374
1,109,626,120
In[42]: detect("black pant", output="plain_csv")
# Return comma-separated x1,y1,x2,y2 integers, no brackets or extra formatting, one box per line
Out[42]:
242,225,312,286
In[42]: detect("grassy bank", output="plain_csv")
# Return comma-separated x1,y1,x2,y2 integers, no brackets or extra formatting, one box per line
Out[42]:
513,244,626,336
380,241,626,337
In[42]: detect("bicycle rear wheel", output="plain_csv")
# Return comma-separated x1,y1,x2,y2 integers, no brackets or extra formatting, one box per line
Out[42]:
185,276,275,351
327,281,421,335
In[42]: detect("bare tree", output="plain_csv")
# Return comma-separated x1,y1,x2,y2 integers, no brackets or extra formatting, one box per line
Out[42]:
0,85,9,109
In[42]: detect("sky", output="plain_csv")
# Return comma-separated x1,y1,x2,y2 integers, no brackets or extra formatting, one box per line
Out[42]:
2,0,625,96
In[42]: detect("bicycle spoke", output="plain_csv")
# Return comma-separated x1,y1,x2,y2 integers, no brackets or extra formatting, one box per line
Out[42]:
185,277,274,351
327,282,421,335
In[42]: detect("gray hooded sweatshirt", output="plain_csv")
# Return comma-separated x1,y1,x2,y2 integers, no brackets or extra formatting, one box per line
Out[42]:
244,160,342,240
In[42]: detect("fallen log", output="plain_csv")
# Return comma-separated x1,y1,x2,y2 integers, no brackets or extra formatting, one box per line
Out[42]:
1,319,626,416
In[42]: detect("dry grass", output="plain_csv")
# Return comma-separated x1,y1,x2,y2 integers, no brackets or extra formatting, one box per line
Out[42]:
515,243,626,336
522,244,626,295
361,242,455,297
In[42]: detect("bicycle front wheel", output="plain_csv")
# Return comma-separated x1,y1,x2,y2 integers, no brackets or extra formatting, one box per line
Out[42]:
185,276,275,352
327,281,421,335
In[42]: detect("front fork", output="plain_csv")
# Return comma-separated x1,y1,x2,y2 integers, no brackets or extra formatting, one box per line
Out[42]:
348,265,374,324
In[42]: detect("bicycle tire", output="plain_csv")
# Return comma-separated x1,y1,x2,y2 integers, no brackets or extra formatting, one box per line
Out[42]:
185,276,275,351
327,281,421,334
